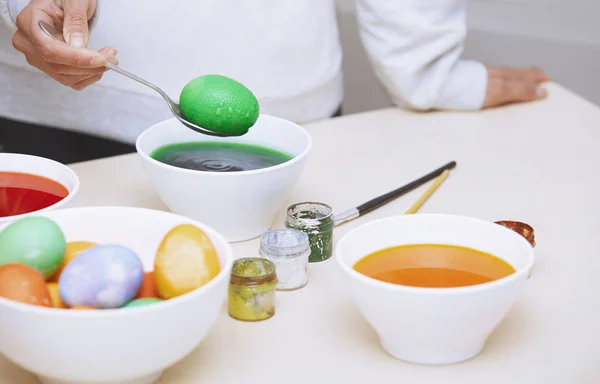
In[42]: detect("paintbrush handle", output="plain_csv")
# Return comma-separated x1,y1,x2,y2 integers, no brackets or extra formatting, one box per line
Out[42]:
355,161,456,216
405,170,450,214
334,161,456,226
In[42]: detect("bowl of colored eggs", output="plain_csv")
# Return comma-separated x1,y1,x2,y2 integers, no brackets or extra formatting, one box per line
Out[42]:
136,114,312,243
0,153,79,224
0,206,233,384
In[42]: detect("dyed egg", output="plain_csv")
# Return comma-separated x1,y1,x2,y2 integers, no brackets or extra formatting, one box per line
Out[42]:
135,271,159,299
179,74,259,135
0,263,52,307
59,244,144,309
49,241,97,283
154,224,221,299
71,305,96,310
0,216,66,279
47,282,66,308
123,297,163,308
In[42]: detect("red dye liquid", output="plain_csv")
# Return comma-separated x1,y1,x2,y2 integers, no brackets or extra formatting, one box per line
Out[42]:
0,172,68,218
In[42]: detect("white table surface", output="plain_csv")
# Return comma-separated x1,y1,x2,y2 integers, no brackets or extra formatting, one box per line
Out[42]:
2,82,600,384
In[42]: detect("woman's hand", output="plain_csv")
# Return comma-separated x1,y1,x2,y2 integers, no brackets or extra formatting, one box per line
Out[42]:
483,66,551,108
11,0,118,90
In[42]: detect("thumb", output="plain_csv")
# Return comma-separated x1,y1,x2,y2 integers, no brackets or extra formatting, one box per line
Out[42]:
62,0,94,48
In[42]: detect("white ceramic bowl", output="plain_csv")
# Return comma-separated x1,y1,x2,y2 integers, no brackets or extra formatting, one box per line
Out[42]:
336,214,535,365
0,206,233,384
136,115,312,242
0,153,79,224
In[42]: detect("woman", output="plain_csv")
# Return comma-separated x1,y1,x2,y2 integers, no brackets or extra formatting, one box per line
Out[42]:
0,0,549,163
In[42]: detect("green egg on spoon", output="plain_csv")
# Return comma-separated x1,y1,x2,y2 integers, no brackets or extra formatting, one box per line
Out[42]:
39,21,259,137
179,75,259,136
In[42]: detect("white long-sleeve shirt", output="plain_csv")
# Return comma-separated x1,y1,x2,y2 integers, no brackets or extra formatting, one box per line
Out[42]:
0,0,487,144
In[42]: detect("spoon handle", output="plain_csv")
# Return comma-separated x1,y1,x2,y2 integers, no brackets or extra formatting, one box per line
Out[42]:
104,62,179,112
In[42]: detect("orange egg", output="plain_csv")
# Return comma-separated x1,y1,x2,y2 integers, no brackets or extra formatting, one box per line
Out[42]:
0,263,52,307
70,305,96,310
49,241,96,283
46,282,66,308
135,271,159,299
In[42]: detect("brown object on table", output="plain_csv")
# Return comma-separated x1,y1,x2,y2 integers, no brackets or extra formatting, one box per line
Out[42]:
495,221,536,247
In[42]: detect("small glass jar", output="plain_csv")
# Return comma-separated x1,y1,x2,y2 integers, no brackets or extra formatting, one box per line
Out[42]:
259,228,311,291
228,258,277,322
285,202,334,262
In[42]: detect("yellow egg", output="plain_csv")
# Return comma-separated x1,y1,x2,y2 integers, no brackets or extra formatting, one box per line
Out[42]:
154,224,220,299
46,282,66,308
49,241,96,283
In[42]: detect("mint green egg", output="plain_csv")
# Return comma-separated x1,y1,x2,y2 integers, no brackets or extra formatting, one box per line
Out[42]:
179,74,260,135
122,297,163,308
0,216,66,279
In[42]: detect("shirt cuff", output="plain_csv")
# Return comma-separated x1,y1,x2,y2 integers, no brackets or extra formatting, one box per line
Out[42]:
435,59,488,110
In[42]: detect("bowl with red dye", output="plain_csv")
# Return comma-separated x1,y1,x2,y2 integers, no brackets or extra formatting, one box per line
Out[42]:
0,153,79,223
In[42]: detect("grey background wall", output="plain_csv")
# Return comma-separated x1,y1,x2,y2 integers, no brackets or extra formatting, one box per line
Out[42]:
336,0,600,115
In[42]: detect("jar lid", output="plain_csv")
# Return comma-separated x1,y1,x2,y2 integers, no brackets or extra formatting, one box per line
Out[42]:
259,228,310,258
285,201,334,230
230,258,277,285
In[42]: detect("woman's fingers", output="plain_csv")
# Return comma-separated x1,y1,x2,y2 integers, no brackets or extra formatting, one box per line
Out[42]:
483,66,549,109
47,47,117,75
71,73,104,90
61,0,96,48
489,66,551,84
503,80,548,103
12,30,37,55
98,46,119,65
12,0,112,90
24,6,106,68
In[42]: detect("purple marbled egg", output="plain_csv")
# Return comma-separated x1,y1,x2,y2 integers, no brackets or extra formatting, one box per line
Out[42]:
59,244,144,309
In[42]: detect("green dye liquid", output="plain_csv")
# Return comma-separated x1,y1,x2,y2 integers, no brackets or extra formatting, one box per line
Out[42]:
150,142,293,172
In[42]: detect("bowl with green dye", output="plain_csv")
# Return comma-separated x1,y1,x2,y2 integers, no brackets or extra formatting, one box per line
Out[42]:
136,115,312,242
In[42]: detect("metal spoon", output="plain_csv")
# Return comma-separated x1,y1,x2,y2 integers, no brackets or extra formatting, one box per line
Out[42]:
39,20,240,137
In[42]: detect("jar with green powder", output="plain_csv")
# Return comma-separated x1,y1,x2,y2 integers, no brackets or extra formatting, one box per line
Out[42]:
284,202,334,262
228,258,277,322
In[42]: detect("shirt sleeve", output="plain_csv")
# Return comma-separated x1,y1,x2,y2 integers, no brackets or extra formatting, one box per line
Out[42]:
1,0,100,34
354,0,488,111
0,0,28,32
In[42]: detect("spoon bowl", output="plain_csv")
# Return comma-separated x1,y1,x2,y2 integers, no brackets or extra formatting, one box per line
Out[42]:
38,20,243,138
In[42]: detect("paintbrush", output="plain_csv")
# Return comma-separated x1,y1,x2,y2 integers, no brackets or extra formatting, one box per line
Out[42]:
334,161,456,226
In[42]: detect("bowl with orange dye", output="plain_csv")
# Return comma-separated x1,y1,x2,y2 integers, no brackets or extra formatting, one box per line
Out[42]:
336,214,535,365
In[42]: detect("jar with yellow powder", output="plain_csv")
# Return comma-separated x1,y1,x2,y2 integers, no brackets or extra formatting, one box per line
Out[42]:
228,258,277,322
